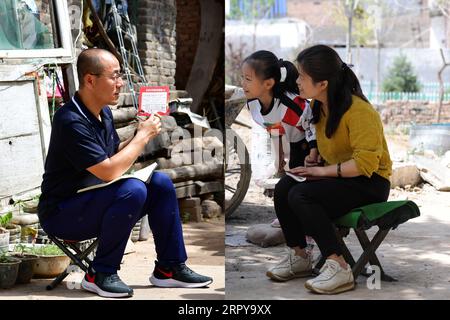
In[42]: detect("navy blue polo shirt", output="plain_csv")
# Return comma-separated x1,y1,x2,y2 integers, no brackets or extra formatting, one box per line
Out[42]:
38,93,120,221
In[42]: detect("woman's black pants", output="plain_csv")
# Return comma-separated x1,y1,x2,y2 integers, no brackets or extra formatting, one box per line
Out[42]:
274,173,390,258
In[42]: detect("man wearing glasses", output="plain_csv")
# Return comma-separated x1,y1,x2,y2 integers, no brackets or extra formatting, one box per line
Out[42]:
38,48,213,298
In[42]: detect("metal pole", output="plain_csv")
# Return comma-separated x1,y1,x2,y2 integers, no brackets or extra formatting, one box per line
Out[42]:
346,8,353,63
110,0,139,110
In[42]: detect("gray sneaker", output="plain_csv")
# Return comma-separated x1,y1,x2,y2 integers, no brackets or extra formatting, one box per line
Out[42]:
266,248,313,282
305,259,354,294
81,271,133,298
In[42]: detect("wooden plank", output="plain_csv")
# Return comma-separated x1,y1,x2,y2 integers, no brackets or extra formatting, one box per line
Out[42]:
116,122,138,142
168,136,224,164
111,106,137,123
0,81,40,139
115,117,180,141
185,0,223,114
175,181,223,199
225,86,247,127
158,162,223,183
174,180,195,188
169,136,223,152
0,134,44,198
36,72,52,158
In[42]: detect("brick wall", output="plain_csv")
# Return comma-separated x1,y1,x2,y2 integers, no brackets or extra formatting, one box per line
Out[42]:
175,0,201,89
67,0,178,88
379,101,450,126
133,0,177,88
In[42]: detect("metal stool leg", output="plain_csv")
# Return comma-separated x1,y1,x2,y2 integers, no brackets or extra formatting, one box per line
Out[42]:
46,236,98,290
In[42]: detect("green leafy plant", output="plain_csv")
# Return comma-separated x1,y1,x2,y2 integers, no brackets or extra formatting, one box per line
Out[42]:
12,197,39,212
13,244,28,256
0,212,13,228
0,252,14,263
382,55,421,92
14,244,64,256
181,211,190,224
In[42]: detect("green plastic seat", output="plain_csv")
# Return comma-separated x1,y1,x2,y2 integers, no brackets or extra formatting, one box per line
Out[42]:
314,200,421,282
334,200,421,230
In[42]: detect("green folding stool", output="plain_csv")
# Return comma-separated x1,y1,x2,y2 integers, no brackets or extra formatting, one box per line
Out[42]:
313,200,421,282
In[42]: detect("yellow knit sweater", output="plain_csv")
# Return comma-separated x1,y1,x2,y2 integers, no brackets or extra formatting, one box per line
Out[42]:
313,95,392,180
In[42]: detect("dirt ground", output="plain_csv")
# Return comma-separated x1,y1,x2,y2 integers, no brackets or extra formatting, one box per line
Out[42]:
0,217,224,300
225,108,450,300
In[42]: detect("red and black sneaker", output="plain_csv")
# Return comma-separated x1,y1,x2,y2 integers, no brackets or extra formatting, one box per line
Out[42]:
149,261,213,288
81,269,133,298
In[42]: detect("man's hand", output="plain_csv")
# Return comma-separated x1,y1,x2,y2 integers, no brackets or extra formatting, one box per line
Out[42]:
88,115,162,182
136,114,162,143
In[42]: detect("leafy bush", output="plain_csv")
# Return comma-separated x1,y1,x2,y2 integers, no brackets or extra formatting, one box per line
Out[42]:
14,244,64,256
382,55,420,92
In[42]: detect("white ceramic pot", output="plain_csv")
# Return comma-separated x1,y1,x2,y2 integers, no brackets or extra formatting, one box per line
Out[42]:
33,255,71,278
0,229,10,254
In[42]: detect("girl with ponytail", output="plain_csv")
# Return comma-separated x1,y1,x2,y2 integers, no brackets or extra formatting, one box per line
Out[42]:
268,45,392,295
241,50,318,175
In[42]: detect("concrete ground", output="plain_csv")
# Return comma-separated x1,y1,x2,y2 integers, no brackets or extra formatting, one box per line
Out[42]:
0,217,224,300
225,107,450,300
226,182,450,300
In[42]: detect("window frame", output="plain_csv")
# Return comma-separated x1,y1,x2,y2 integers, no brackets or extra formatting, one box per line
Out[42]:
0,0,73,59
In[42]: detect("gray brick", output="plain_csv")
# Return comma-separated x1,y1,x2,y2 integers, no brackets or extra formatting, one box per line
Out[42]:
143,66,159,75
162,61,176,69
138,42,157,50
149,75,160,82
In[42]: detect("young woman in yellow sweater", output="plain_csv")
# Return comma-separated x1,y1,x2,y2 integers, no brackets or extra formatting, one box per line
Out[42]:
266,45,392,295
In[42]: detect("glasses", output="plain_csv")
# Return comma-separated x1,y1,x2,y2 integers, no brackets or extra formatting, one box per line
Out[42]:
90,72,126,82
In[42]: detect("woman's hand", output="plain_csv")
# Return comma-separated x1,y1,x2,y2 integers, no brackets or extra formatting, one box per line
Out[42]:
304,155,324,167
292,160,362,178
289,166,326,177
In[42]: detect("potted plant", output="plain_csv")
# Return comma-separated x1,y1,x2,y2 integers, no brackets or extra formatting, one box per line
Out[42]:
0,252,21,289
0,212,12,254
5,223,21,244
11,244,39,284
25,244,70,278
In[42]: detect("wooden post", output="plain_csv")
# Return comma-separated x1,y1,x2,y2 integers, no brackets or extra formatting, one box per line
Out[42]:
437,48,449,123
158,162,223,183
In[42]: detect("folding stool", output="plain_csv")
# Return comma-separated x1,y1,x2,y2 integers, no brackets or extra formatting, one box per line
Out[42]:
45,234,99,290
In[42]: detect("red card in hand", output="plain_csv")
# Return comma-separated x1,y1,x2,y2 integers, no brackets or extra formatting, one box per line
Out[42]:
138,86,170,117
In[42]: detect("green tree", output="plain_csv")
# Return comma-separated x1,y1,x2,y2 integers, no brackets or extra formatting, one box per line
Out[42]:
382,55,420,92
332,1,376,48
227,0,275,21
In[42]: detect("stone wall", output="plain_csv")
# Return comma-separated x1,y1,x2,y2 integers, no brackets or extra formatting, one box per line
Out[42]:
175,0,201,89
379,101,450,126
133,0,177,88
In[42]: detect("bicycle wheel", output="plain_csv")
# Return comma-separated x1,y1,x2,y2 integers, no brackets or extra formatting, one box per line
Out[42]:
225,128,251,218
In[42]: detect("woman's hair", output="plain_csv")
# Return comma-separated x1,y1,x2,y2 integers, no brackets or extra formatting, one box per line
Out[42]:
296,45,368,138
243,50,299,97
